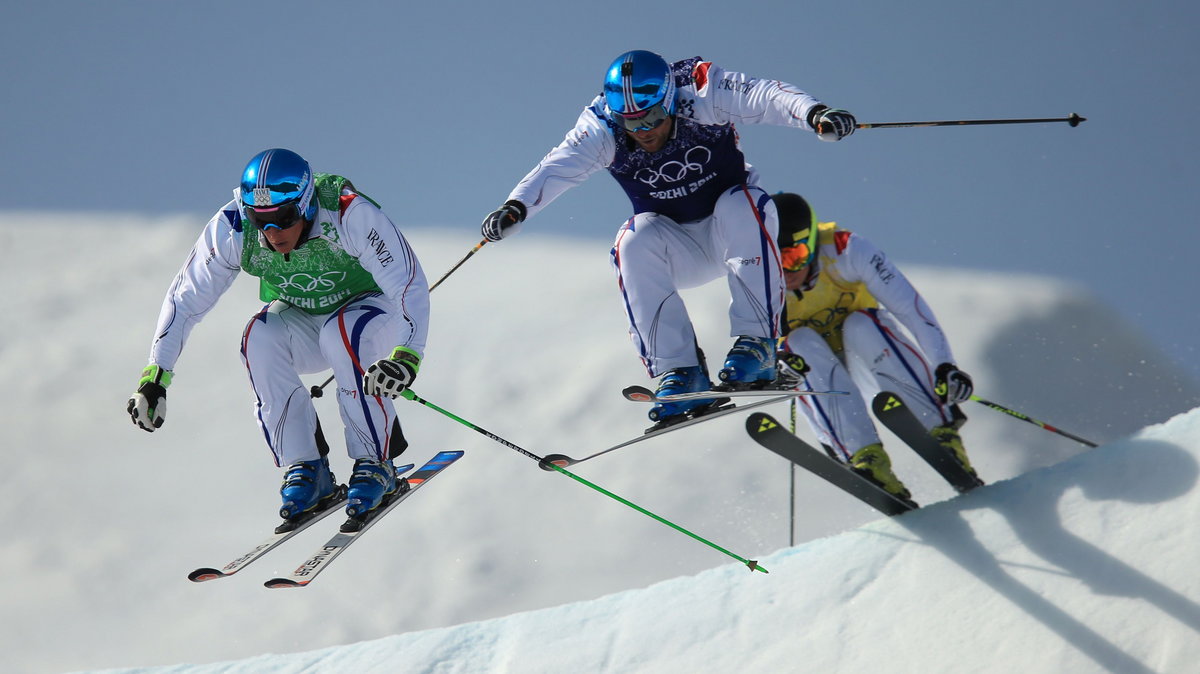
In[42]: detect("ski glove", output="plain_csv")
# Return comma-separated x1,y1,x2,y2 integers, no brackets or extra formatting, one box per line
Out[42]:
935,363,974,405
481,200,527,242
775,351,811,388
128,364,172,432
808,106,857,142
363,347,421,399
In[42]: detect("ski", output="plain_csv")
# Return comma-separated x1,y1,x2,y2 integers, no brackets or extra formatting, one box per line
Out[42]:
871,392,984,493
264,450,464,589
622,384,846,403
542,394,794,469
188,463,416,583
188,484,352,582
745,413,917,515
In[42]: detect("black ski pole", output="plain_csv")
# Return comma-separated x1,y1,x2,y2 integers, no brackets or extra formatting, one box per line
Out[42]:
857,112,1086,130
970,395,1097,447
430,238,488,292
310,238,489,398
788,398,797,548
399,388,769,574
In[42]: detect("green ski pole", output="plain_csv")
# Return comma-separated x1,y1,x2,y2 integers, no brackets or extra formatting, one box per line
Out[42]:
399,389,768,574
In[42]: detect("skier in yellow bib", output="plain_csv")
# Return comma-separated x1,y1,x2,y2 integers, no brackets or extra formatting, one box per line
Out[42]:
771,193,979,502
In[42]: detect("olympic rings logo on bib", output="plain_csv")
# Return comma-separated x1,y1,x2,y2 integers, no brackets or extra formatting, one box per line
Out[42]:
274,271,348,293
634,146,712,187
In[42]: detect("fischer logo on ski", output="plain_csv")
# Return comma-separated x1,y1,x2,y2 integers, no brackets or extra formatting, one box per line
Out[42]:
754,416,779,433
879,394,903,412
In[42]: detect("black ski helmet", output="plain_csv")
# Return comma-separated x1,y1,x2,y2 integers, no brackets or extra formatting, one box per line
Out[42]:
772,193,818,271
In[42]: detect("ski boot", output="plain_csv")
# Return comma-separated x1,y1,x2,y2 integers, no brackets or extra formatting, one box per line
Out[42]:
279,457,338,520
648,365,720,426
850,443,916,505
931,424,981,481
716,335,777,390
346,458,400,518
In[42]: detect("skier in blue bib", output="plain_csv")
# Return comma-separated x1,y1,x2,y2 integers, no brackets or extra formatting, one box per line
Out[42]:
480,50,857,428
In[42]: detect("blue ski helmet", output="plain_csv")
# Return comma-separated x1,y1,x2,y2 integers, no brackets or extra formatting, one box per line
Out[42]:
238,148,317,230
603,50,677,132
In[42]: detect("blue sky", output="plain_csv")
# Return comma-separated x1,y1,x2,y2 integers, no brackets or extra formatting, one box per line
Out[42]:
4,0,1198,380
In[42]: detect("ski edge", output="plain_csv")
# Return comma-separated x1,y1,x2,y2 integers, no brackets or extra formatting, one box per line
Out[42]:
602,394,797,455
622,384,847,403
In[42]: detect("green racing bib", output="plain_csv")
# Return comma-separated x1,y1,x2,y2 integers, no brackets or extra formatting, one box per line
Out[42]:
240,174,382,314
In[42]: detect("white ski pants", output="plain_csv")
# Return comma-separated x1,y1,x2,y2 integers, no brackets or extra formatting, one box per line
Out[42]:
610,184,784,377
786,308,954,461
239,293,405,467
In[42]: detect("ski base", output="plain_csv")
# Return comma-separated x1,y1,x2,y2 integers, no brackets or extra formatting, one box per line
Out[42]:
746,413,917,515
263,450,464,589
872,392,984,493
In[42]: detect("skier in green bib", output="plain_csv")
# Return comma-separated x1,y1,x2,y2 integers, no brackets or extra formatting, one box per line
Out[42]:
127,148,430,522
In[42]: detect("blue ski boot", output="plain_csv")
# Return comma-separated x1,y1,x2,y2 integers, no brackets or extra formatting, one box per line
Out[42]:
346,458,399,517
648,365,718,424
717,336,777,390
279,457,337,520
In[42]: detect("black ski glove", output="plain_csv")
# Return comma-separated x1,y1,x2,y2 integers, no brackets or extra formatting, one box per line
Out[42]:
363,347,421,399
807,105,857,142
935,363,974,404
481,200,527,242
128,365,172,432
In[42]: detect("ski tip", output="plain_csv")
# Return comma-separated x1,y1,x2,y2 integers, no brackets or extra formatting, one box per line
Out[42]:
871,391,904,413
188,568,225,583
264,578,306,589
746,412,778,435
538,454,571,471
622,385,655,402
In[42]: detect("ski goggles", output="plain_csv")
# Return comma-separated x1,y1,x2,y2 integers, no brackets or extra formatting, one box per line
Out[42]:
780,241,814,272
243,202,304,231
611,102,671,133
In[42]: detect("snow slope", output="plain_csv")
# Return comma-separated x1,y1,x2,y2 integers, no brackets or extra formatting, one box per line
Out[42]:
1,214,1195,673
100,408,1200,674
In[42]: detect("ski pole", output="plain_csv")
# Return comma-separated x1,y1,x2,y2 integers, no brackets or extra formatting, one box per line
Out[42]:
310,238,490,398
857,112,1086,130
399,388,768,574
430,238,488,292
788,398,797,548
970,395,1097,448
